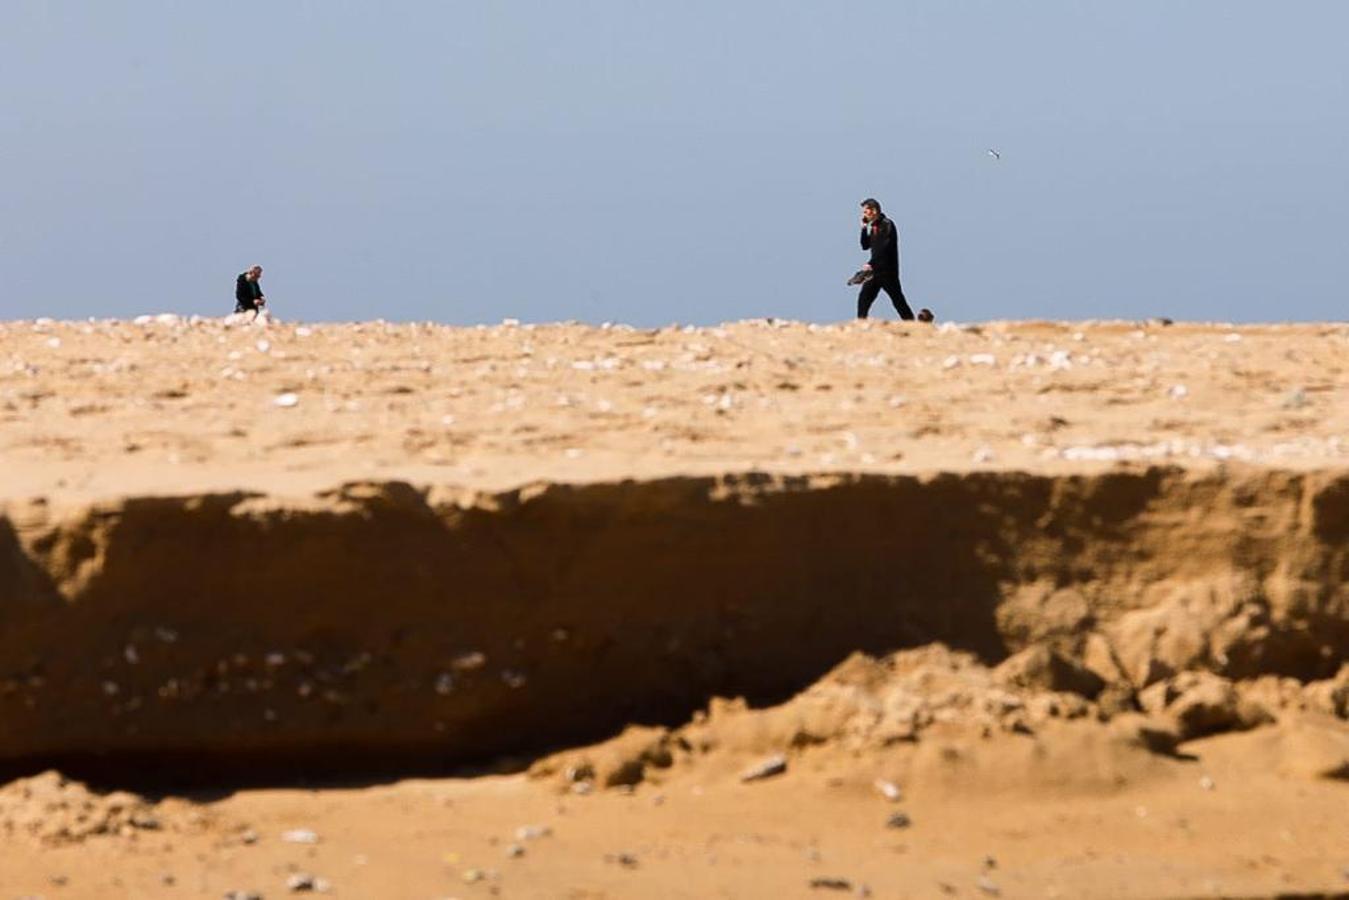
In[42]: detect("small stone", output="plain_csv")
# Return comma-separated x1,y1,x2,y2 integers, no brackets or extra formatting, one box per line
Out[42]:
505,843,525,859
273,392,299,408
570,781,594,796
462,868,485,883
874,777,906,798
808,876,853,891
885,811,912,829
281,828,319,844
1199,775,1215,791
286,872,321,892
739,753,788,783
130,811,161,830
224,892,263,900
605,852,639,869
977,874,1001,895
514,825,552,841
450,651,487,672
240,828,259,844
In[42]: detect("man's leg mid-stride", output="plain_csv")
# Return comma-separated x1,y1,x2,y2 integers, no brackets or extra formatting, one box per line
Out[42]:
856,278,882,319
858,275,914,320
881,275,915,320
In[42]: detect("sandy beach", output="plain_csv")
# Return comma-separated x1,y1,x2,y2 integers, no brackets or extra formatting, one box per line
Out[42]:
1,315,1346,899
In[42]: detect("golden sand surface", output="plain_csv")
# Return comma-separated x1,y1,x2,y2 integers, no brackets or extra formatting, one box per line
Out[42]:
1,316,1346,899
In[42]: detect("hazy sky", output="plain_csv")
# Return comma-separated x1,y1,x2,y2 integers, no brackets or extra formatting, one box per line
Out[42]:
3,2,1346,325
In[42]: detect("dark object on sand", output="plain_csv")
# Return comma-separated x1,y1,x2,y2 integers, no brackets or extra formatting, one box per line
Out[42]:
917,308,935,323
846,268,874,286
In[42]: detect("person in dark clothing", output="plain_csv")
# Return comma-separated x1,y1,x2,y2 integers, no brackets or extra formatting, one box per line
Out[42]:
856,199,914,321
235,265,266,315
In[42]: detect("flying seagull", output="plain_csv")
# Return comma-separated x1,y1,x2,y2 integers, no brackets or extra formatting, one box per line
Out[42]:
986,148,1001,161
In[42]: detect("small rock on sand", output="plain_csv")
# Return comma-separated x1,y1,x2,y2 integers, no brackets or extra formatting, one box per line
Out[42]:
281,828,319,844
808,876,853,891
874,779,902,801
739,753,788,783
514,824,552,841
885,812,912,829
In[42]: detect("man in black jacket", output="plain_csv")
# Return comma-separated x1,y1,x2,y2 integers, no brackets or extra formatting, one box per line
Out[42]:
856,199,914,320
235,265,266,315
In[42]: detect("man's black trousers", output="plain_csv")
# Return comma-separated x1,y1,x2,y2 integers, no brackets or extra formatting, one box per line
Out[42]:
857,272,914,320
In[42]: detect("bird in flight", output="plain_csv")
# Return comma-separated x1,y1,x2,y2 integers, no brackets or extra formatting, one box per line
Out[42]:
986,148,1001,161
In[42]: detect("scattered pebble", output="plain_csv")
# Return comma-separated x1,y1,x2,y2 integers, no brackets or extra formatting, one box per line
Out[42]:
885,811,912,829
273,392,299,408
1199,775,1215,791
739,753,788,783
604,851,639,869
515,824,552,841
505,843,525,859
286,872,329,893
976,874,1001,895
450,651,487,672
808,876,853,891
281,828,319,844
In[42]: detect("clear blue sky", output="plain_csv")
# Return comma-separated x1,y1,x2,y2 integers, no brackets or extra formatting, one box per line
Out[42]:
3,2,1346,325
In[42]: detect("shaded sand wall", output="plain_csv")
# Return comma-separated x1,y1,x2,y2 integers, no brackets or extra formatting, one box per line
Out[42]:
1,465,1345,774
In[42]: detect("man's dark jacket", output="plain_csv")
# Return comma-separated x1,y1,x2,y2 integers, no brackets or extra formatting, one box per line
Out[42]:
860,215,900,274
235,273,263,312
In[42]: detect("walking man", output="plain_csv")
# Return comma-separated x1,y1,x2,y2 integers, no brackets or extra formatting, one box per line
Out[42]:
235,265,266,315
856,199,914,321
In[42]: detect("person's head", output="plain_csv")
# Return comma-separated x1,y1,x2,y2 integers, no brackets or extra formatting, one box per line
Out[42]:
860,199,882,223
248,265,263,280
